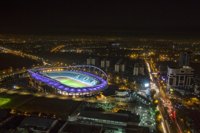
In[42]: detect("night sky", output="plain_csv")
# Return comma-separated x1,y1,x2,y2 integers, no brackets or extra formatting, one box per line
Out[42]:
0,0,200,35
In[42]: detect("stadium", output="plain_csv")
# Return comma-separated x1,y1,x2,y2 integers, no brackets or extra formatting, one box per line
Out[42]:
28,65,108,96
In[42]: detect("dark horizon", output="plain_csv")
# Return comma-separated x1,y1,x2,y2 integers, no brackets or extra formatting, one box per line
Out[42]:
0,0,200,35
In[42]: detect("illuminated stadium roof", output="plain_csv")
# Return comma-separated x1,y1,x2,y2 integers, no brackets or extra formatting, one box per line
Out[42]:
28,65,108,96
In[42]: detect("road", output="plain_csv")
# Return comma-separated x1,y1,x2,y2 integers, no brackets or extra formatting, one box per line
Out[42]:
0,46,48,65
50,45,65,53
145,59,183,133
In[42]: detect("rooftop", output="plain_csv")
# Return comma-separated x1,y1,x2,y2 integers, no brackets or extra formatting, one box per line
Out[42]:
19,117,57,131
79,111,140,123
59,122,102,133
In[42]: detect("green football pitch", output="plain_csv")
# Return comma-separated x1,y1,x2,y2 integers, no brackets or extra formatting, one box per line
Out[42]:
0,98,11,106
53,77,90,88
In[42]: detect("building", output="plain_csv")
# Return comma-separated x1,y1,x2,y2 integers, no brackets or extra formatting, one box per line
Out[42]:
59,120,149,133
114,59,126,73
115,90,130,102
59,122,103,133
167,66,194,94
17,117,57,133
100,59,110,71
179,52,191,67
115,89,129,97
133,63,144,76
194,77,200,95
77,111,140,127
87,58,96,66
114,59,122,72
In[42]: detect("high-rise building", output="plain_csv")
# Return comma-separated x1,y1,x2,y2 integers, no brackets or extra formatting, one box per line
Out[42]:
86,58,96,66
179,52,191,67
86,58,91,65
167,66,194,93
114,64,120,72
133,63,139,75
121,64,125,72
106,60,110,68
100,60,110,68
133,63,144,76
100,60,105,68
114,59,125,73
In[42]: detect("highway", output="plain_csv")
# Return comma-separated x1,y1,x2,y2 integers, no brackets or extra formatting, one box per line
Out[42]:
145,59,183,133
0,46,47,65
50,45,65,53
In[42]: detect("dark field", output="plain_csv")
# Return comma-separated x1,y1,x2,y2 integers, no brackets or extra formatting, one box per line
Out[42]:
0,53,39,69
0,92,82,118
